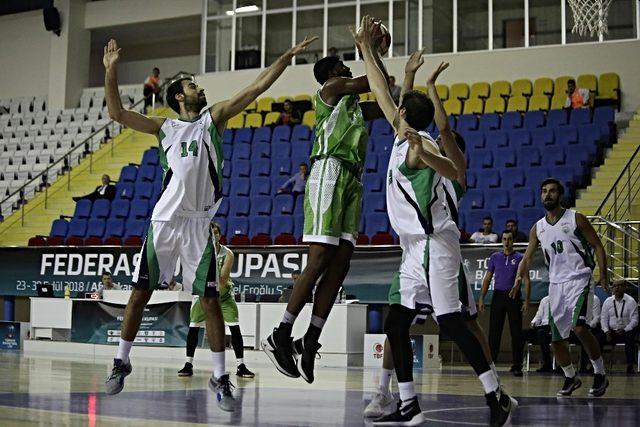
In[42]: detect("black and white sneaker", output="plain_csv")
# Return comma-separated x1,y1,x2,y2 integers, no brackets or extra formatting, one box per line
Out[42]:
178,362,193,377
485,387,517,427
236,363,255,378
557,376,582,397
105,358,132,395
588,374,608,397
261,327,300,378
372,397,424,426
296,338,322,384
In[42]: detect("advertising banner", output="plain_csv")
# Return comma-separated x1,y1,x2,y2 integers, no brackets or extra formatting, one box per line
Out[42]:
0,321,20,350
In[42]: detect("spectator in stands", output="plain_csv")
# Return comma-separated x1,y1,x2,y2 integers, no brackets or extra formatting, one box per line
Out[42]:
600,280,638,374
143,67,163,113
328,46,339,58
523,295,553,372
470,216,498,244
505,219,528,243
97,272,121,298
72,174,116,202
280,270,301,303
278,163,308,198
478,230,530,377
564,79,590,109
388,75,401,104
276,100,301,126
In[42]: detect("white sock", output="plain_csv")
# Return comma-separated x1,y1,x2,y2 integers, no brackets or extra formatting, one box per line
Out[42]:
590,357,605,375
237,358,244,366
310,315,326,330
479,370,500,394
211,351,225,378
561,364,576,378
379,368,394,393
397,381,416,402
281,310,297,325
116,338,133,364
186,356,193,364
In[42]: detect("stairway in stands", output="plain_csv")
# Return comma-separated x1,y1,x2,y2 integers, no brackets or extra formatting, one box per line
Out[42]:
0,108,172,246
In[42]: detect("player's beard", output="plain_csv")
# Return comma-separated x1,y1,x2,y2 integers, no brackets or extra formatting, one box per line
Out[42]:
185,94,207,113
543,198,559,211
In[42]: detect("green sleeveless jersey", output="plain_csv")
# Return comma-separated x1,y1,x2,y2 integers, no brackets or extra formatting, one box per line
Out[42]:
311,91,368,168
216,244,234,301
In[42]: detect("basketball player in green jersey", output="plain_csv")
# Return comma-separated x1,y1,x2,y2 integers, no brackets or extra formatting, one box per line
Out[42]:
263,18,389,384
102,37,317,412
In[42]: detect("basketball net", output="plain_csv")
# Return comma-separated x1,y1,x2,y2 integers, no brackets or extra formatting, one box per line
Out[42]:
568,0,613,37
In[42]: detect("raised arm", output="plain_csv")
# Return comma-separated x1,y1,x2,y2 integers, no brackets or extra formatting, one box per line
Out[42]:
104,40,164,135
515,225,539,287
211,36,318,130
400,49,425,104
220,250,235,289
405,128,458,179
575,213,609,292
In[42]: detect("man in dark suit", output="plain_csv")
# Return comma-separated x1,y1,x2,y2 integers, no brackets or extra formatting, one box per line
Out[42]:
73,174,116,202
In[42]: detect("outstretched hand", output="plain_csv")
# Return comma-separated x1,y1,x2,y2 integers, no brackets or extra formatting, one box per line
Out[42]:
103,39,121,70
405,48,425,74
427,61,449,85
289,35,319,56
405,127,424,150
349,15,379,49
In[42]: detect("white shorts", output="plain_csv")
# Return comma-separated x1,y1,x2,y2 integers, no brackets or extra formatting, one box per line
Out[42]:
548,275,593,342
388,231,462,317
132,216,219,297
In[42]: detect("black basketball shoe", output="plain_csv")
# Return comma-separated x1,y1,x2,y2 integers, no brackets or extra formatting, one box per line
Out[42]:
372,397,425,426
236,363,255,378
485,387,517,427
588,373,608,397
261,327,300,378
178,362,193,377
557,376,582,397
296,337,322,384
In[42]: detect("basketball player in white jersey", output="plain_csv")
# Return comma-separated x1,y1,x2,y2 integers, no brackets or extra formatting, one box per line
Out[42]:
516,178,610,397
101,37,317,411
353,20,515,426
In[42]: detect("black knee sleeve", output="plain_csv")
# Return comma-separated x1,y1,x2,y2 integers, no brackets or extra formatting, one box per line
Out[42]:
186,327,200,358
229,325,244,360
384,305,417,383
437,312,490,376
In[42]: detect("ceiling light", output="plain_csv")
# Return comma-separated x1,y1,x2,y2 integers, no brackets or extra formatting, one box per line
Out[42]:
225,5,259,15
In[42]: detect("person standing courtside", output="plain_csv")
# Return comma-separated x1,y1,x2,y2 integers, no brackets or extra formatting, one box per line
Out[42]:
479,230,530,376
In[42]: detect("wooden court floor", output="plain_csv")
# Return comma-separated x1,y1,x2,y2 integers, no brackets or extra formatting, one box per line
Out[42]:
0,352,639,426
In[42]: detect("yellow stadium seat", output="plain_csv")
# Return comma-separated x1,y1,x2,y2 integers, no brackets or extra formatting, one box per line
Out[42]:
550,94,567,110
511,79,532,97
414,85,428,94
436,84,449,100
368,92,377,101
490,81,511,98
533,78,554,96
450,83,469,101
244,100,257,112
470,82,490,99
596,73,620,106
554,76,573,97
358,93,369,102
257,97,274,113
462,98,484,115
528,95,550,111
263,111,280,126
577,74,597,93
244,113,263,128
276,96,292,103
302,110,316,127
507,96,528,112
294,94,312,102
484,97,505,114
443,99,462,116
226,114,245,129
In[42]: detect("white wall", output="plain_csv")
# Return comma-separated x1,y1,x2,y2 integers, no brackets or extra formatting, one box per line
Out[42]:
0,11,51,100
84,0,201,29
196,39,640,112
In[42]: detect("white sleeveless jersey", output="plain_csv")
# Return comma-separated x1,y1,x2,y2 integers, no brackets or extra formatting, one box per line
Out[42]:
535,209,595,283
152,112,223,221
386,131,459,237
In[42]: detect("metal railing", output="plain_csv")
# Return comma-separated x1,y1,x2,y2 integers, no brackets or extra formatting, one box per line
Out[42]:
595,143,640,221
589,216,640,283
0,71,192,228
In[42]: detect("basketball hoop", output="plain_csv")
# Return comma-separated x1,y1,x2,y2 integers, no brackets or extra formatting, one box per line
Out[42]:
568,0,613,37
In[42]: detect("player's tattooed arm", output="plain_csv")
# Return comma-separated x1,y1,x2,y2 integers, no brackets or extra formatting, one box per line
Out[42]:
400,48,425,104
103,39,164,135
210,36,318,131
575,213,609,292
515,225,539,288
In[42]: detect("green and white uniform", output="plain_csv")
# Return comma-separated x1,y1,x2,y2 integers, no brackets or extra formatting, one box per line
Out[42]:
190,244,239,327
535,209,595,342
132,112,223,297
302,91,367,246
386,132,463,317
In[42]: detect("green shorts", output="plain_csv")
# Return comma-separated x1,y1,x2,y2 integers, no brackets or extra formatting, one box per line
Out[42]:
189,295,239,327
303,157,362,246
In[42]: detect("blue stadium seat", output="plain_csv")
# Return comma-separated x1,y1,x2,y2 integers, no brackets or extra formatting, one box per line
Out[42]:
271,215,294,237
494,147,517,168
231,178,250,197
250,177,271,198
233,128,253,144
470,149,493,169
557,125,578,146
217,198,229,217
253,159,271,177
465,131,485,149
364,154,378,173
137,165,156,182
465,170,477,189
552,166,575,186
273,194,294,215
508,129,531,148
484,188,509,208
249,216,271,237
543,146,566,167
291,125,311,141
365,213,390,236
509,167,526,187
547,109,568,127
222,145,232,161
273,143,291,160
135,182,153,200
124,219,146,238
475,169,501,188
68,218,88,237
141,149,159,166
232,143,251,161
223,129,234,144
73,199,92,219
358,214,366,235
484,130,508,150
110,199,130,219
523,111,545,129
119,165,137,183
272,125,291,143
578,124,601,146
228,217,249,238
292,141,312,159
221,180,231,197
526,167,550,188
510,188,536,209
448,115,456,130
373,135,394,153
519,208,541,232
501,112,522,130
377,154,390,175
460,189,484,210
593,106,614,126
492,209,518,231
569,108,591,126
531,128,555,146
252,126,272,144
222,162,232,179
363,175,383,193
294,196,304,215
479,113,501,132
517,146,541,166
105,218,125,238
50,219,68,237
91,199,110,219
271,176,289,193
250,196,272,216
130,200,149,219
86,218,106,238
229,197,250,217
271,158,291,177
116,182,134,200
231,159,250,177
253,141,271,159
371,118,392,136
466,210,490,233
456,114,478,132
294,215,304,238
364,193,386,213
